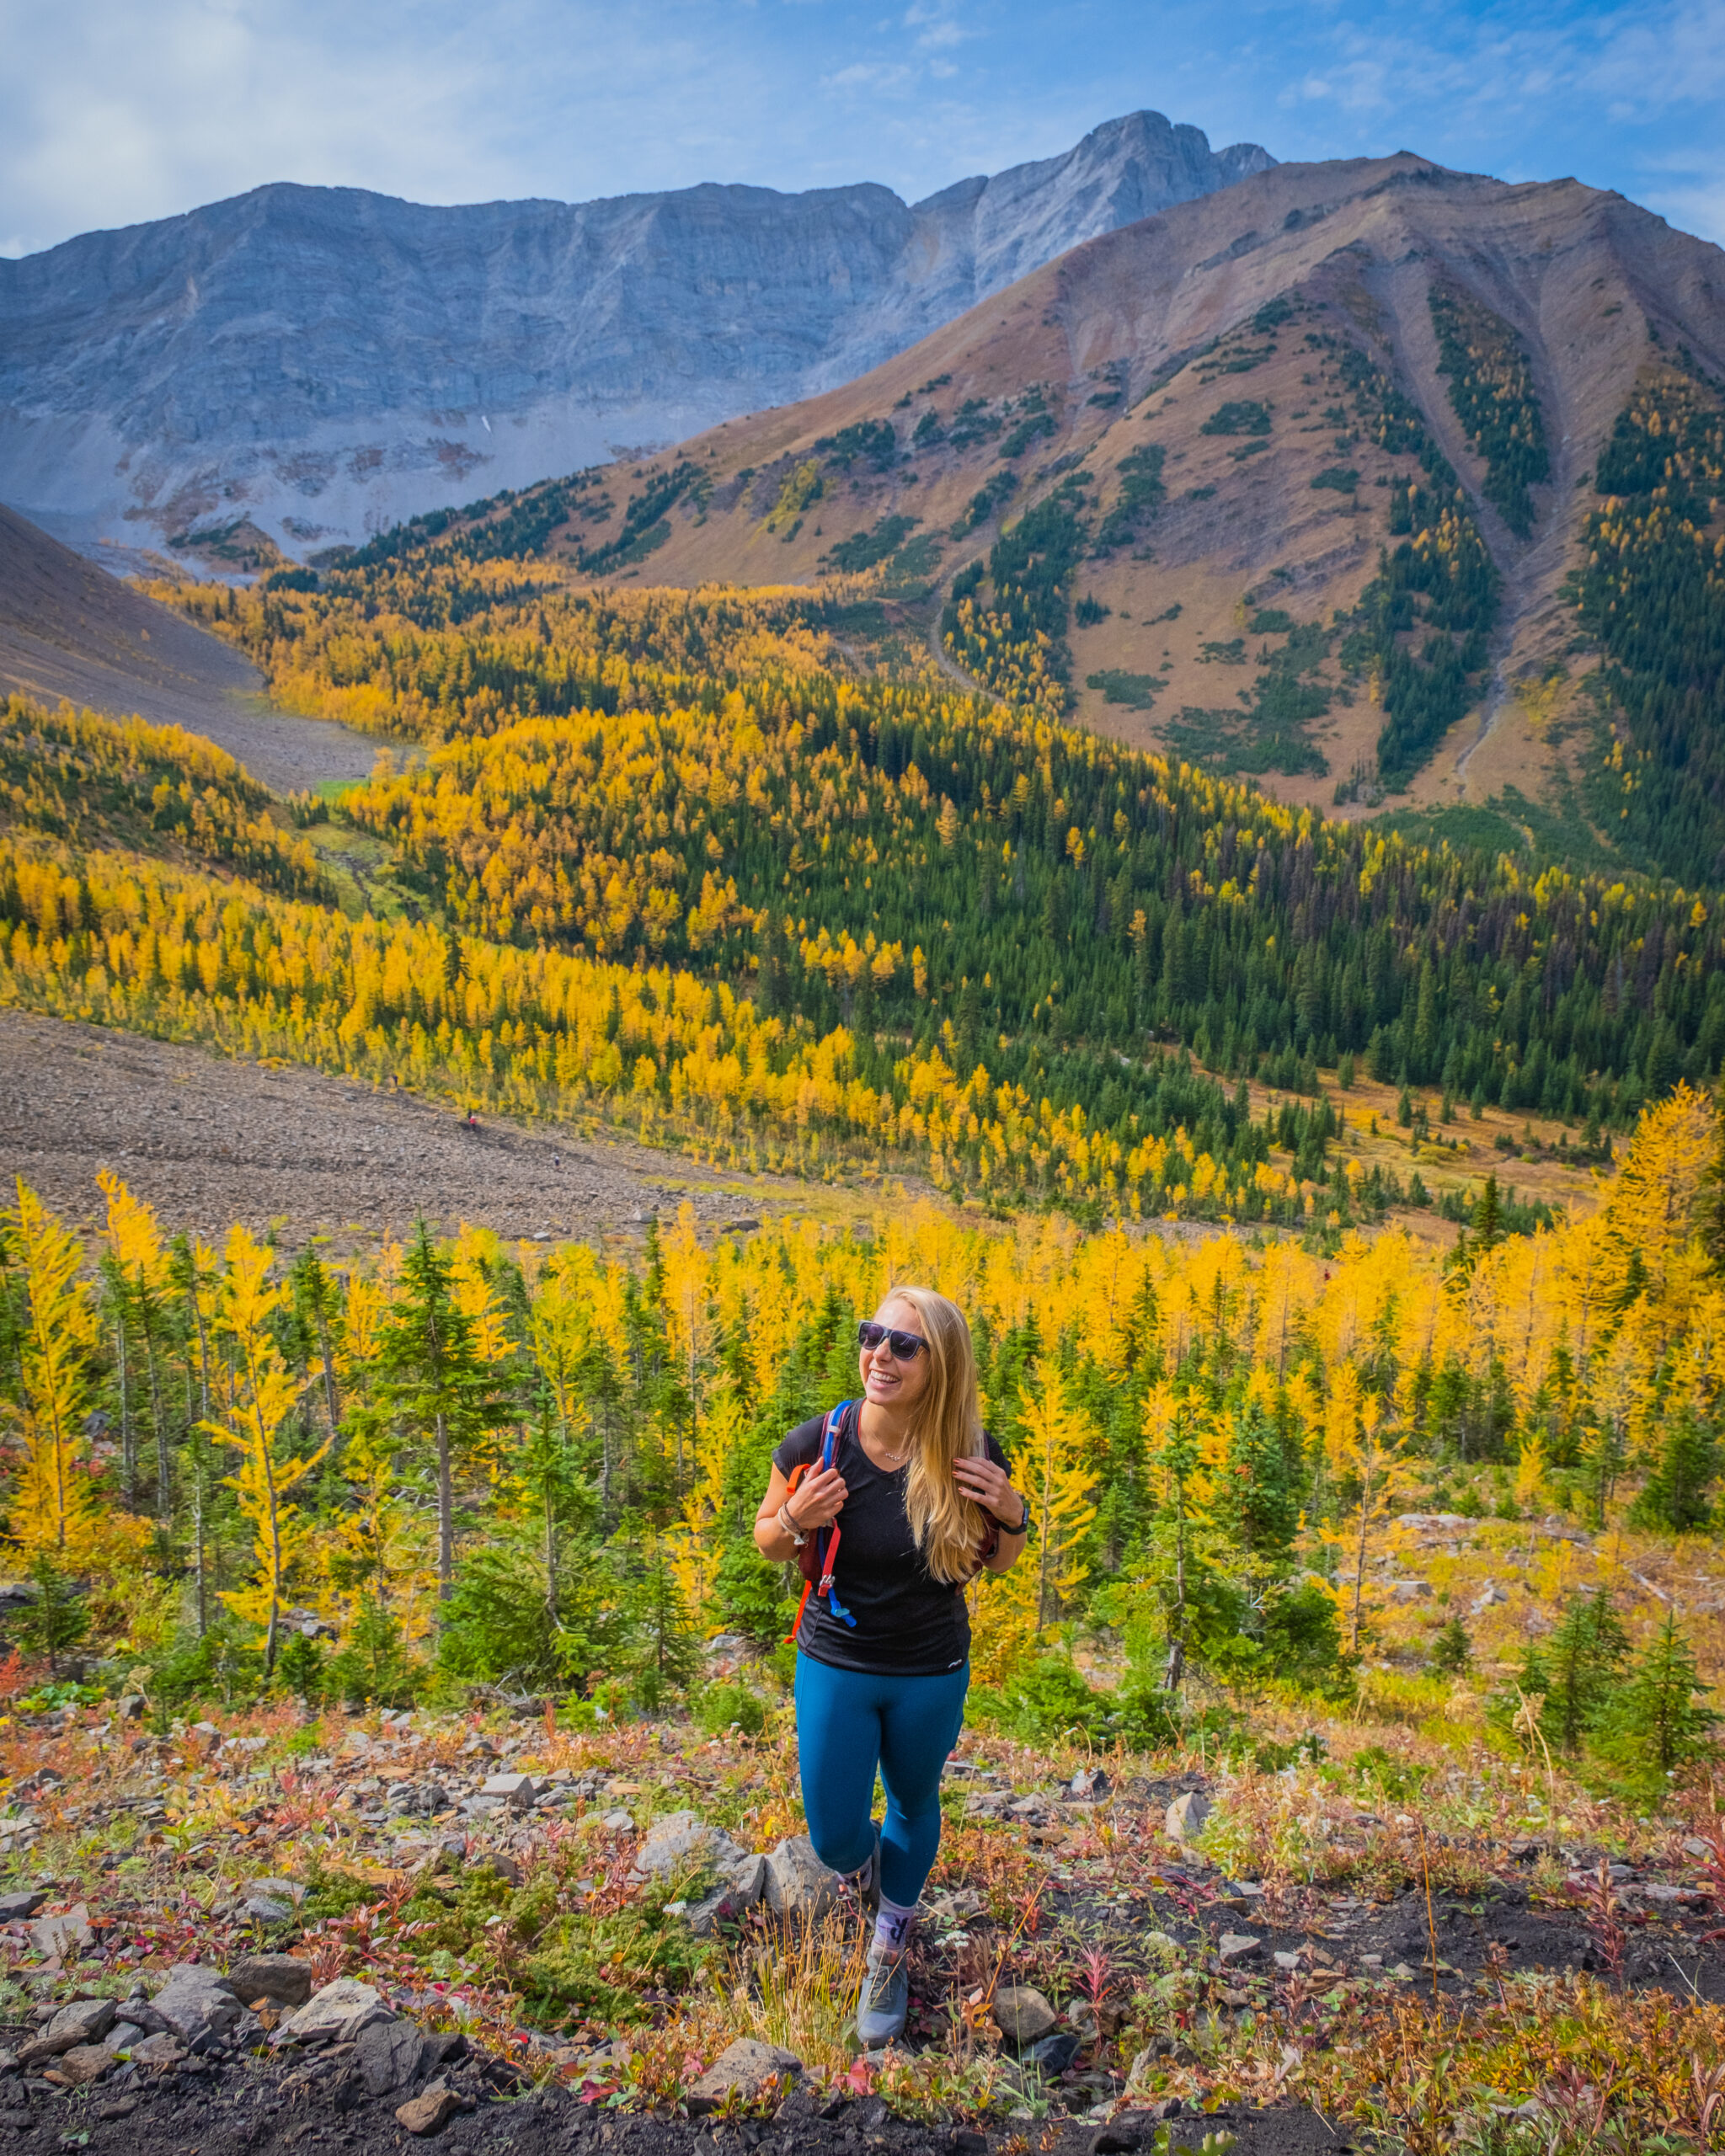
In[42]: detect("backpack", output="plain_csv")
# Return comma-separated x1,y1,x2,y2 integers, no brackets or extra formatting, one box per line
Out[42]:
783,1400,1002,1645
784,1398,857,1643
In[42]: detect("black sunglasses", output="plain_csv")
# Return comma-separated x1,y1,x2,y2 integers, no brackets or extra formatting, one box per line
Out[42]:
857,1319,928,1360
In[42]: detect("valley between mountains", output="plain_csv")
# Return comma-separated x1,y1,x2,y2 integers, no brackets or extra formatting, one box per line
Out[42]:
371,150,1724,858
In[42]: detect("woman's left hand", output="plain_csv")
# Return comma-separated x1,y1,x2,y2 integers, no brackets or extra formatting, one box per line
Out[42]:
953,1452,1023,1527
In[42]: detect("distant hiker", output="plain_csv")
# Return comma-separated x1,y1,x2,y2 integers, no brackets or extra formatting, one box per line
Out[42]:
755,1286,1028,2047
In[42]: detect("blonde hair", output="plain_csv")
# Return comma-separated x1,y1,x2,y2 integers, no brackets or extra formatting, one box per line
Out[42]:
873,1283,987,1586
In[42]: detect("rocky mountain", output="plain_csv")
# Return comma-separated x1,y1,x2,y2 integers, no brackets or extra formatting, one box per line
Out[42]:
0,112,1271,558
425,152,1725,865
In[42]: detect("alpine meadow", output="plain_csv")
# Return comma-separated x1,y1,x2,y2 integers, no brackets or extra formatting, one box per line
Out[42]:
6,109,1725,2156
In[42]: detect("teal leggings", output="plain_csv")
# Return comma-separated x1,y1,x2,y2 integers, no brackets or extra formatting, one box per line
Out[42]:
793,1652,969,1908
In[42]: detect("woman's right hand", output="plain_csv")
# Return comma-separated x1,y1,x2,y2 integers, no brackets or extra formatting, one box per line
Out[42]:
786,1465,848,1530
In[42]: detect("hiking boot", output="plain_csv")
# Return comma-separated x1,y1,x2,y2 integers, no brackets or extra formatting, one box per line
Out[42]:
855,1949,909,2048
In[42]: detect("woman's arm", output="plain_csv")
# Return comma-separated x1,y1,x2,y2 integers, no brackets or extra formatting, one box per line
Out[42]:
753,1461,848,1563
953,1453,1028,1574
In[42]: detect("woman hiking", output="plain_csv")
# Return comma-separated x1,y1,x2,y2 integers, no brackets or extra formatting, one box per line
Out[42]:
754,1286,1030,2046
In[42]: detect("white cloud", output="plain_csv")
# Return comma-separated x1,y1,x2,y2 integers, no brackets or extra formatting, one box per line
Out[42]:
6,0,1725,262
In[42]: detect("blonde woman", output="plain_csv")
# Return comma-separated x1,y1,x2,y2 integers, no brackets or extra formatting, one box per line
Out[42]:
754,1286,1029,2045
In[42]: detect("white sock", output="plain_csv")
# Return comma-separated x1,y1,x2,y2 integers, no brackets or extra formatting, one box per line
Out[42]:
871,1894,917,1960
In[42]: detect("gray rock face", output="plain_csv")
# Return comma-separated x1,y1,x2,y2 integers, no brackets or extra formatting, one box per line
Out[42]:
764,1835,844,1921
355,2017,425,2095
993,1985,1057,2044
273,1977,393,2047
686,2037,802,2114
0,110,1270,552
18,1997,115,2064
227,1953,313,2007
631,1810,745,1881
1164,1791,1211,1841
151,1967,243,2047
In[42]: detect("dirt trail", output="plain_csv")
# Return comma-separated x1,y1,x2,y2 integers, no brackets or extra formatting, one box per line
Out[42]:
0,1008,839,1258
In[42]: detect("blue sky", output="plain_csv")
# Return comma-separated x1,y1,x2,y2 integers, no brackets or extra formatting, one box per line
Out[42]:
3,0,1724,258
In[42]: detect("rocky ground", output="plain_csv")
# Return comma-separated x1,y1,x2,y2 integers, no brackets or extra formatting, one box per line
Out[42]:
0,1008,882,1260
0,1681,1716,2156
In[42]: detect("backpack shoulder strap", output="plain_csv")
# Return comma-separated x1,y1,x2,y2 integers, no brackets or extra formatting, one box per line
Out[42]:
820,1397,853,1471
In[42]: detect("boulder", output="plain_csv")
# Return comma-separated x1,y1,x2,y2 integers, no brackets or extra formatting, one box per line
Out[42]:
480,1773,540,1809
112,1995,170,2036
228,1953,313,2008
29,1903,92,1960
243,1894,294,1924
53,2044,115,2089
18,1997,115,2064
631,1810,745,1882
128,2033,186,2068
1164,1792,1210,1842
0,1892,45,1920
764,1835,844,1921
397,2082,462,2137
244,1876,305,1908
599,1808,634,1832
274,1977,393,2047
471,1851,521,1887
686,2038,802,2115
152,1966,244,2047
726,1852,770,1904
992,1985,1057,2045
1217,1933,1262,1960
681,1854,771,1939
356,2017,425,2095
1023,2031,1081,2076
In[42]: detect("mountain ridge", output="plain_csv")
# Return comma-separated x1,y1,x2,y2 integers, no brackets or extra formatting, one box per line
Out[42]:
393,152,1725,862
0,110,1273,555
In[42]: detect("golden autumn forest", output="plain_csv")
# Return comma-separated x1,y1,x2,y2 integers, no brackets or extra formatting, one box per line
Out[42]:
5,483,1725,2149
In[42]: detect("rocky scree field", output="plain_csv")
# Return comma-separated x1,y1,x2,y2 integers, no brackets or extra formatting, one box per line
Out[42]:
0,1689,1717,2156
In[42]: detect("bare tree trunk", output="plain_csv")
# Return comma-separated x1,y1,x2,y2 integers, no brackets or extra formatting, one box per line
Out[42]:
1350,1462,1372,1656
115,1319,135,1508
193,1439,207,1636
1164,1490,1188,1692
437,1409,454,1607
146,1333,168,1522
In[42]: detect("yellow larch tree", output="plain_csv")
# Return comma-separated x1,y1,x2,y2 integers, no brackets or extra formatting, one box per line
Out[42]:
4,1181,100,1562
205,1225,328,1673
98,1170,175,1519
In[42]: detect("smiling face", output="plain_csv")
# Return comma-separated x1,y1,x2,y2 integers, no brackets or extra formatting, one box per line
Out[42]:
859,1294,934,1417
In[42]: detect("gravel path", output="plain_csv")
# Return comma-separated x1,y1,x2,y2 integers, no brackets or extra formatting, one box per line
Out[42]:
0,1009,821,1258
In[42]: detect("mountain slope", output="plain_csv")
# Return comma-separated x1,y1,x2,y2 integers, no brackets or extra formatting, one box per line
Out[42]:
0,505,380,791
442,152,1723,854
0,112,1271,556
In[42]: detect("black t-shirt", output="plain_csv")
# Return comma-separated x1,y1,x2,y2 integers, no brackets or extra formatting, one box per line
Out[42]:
773,1405,1011,1677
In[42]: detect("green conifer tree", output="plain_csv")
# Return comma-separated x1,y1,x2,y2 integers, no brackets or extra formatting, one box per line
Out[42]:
1594,1610,1719,1792
376,1222,511,1609
1539,1586,1630,1753
1628,1408,1719,1534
